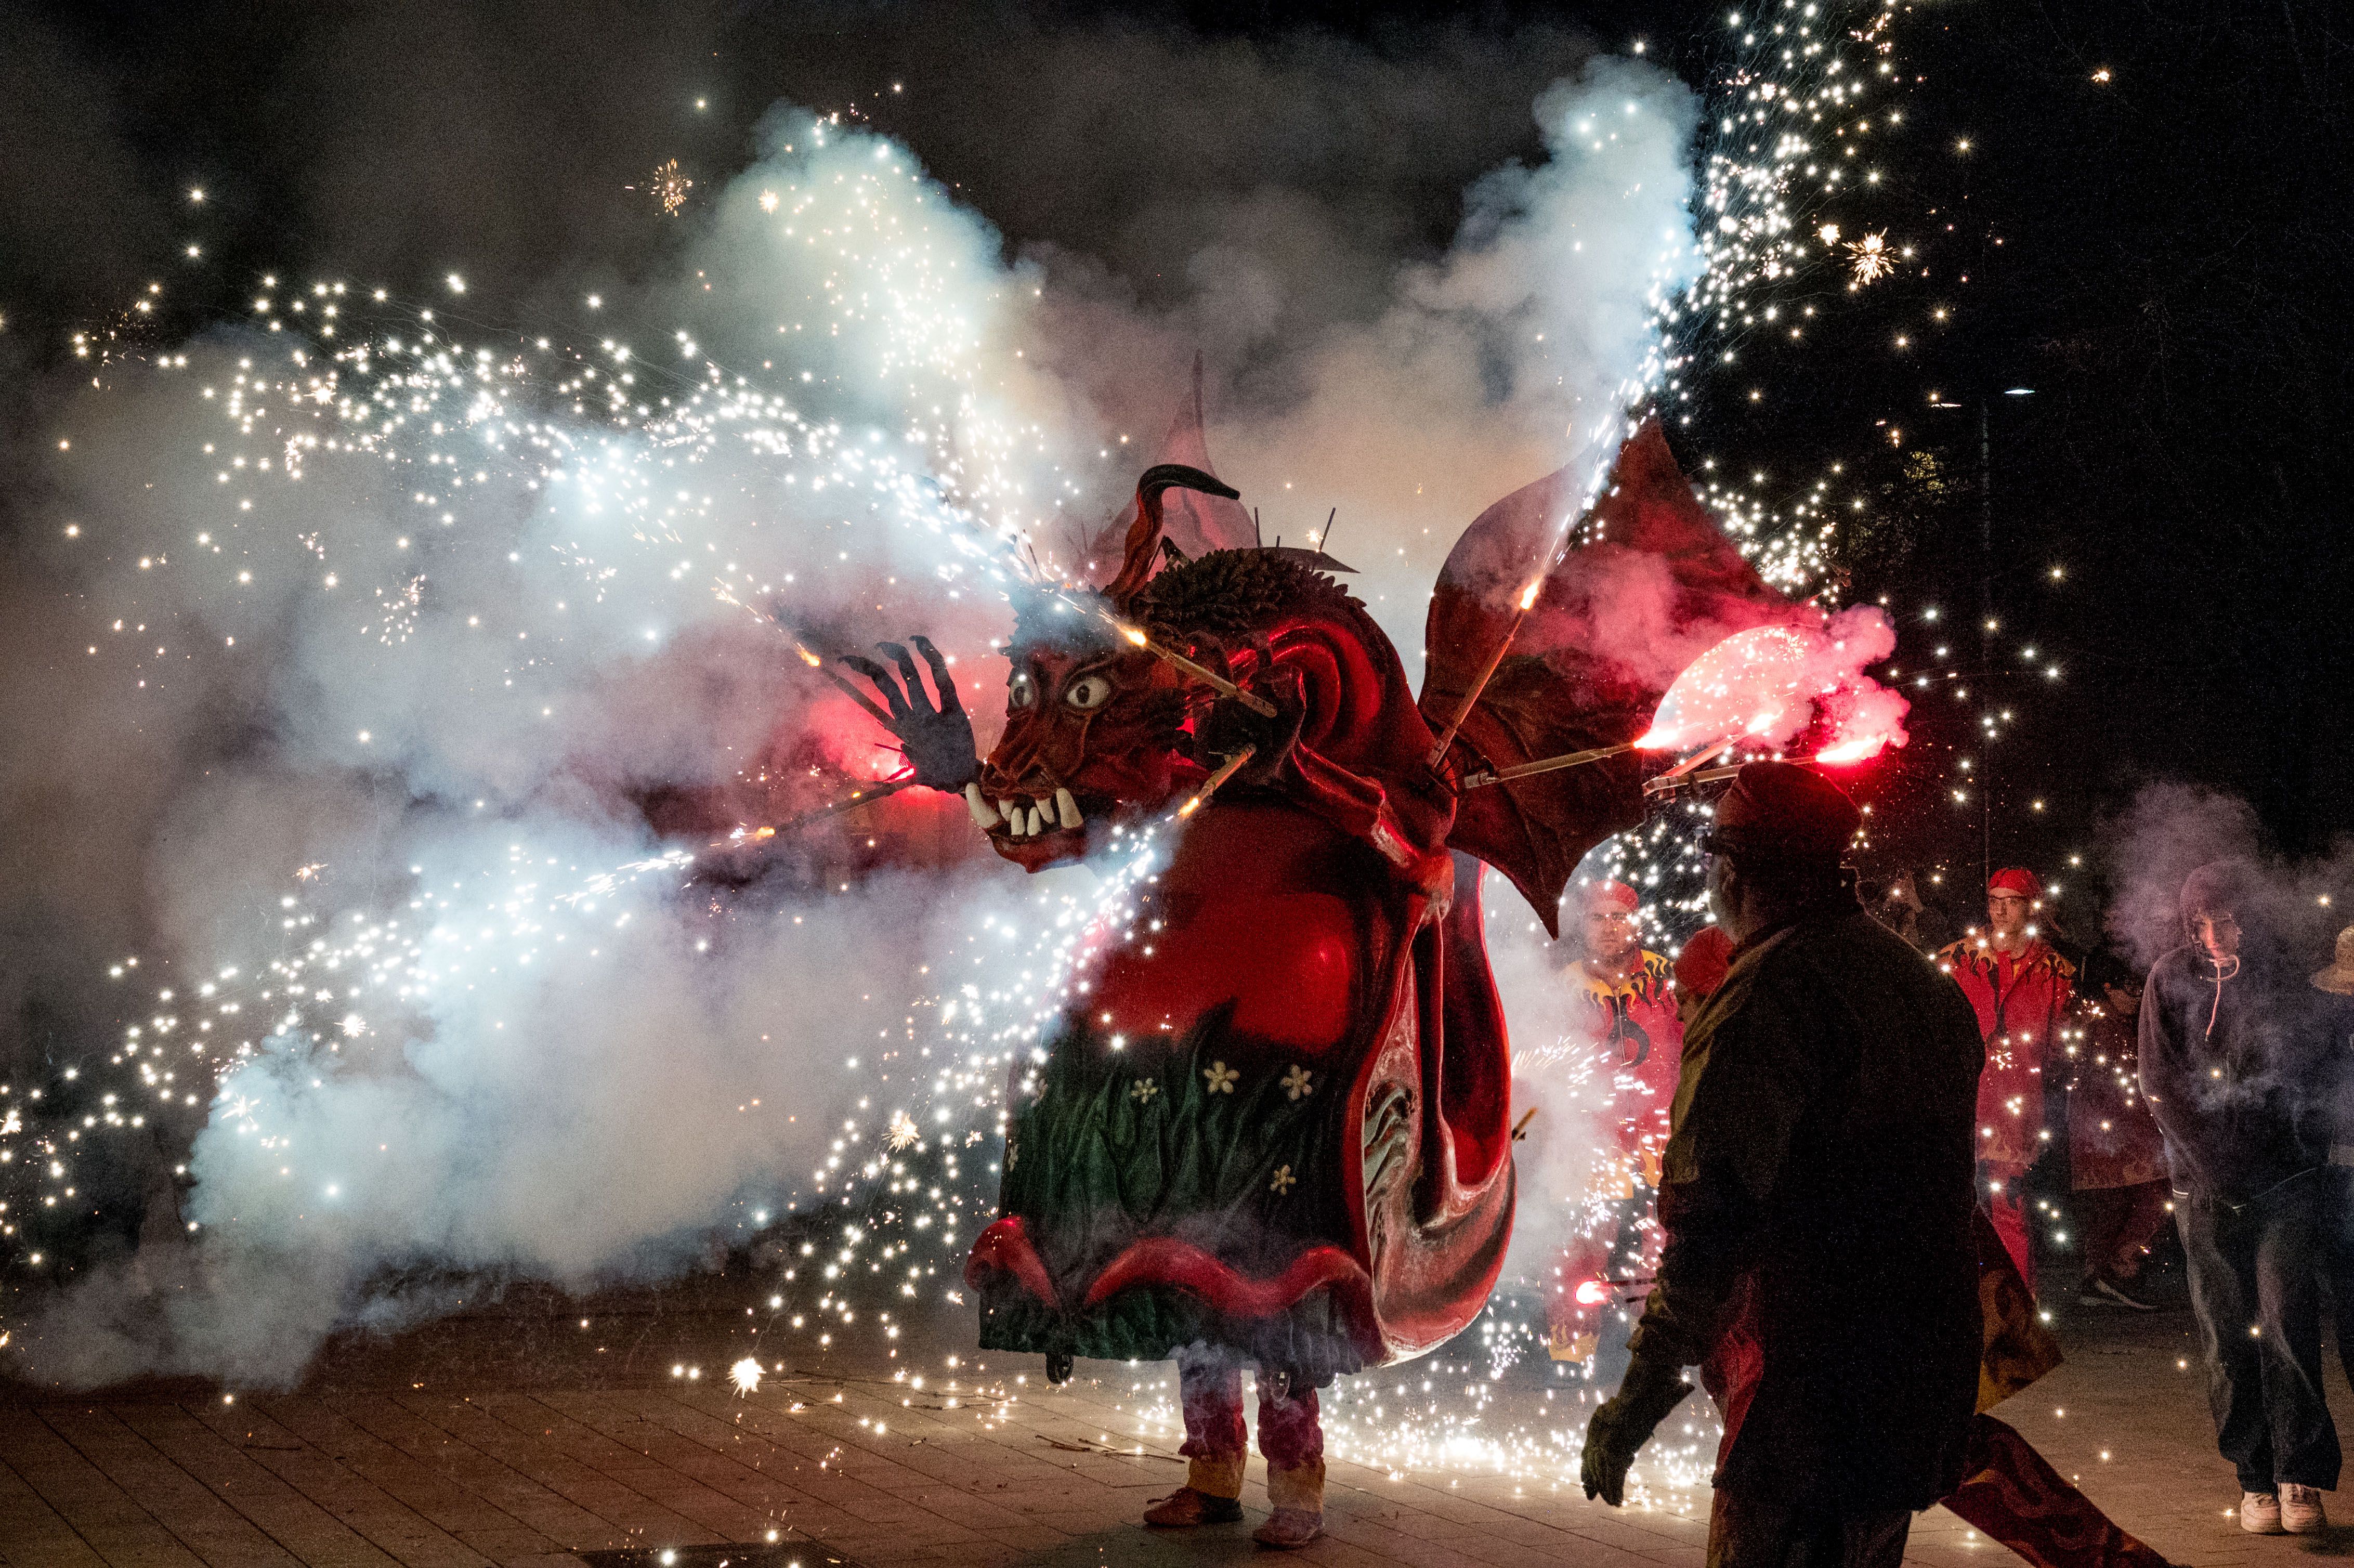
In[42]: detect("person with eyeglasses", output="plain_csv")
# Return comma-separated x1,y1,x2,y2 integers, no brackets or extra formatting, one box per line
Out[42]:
1938,868,2076,1292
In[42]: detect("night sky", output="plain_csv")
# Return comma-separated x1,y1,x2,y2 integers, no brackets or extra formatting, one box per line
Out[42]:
3,0,2347,896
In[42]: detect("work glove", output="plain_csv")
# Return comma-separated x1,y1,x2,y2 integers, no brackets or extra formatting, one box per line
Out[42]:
1580,1351,1692,1507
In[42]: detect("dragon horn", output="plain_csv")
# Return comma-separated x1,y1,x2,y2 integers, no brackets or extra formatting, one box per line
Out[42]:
1103,464,1240,609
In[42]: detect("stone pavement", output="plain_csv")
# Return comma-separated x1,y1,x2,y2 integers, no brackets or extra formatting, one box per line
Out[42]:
1,1283,2346,1568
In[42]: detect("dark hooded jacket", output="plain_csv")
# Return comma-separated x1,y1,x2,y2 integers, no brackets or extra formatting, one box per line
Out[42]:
1627,896,1984,1509
2139,861,2334,1203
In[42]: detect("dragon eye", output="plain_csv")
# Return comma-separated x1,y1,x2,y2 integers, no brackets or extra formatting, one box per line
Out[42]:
1008,671,1039,709
1063,674,1113,711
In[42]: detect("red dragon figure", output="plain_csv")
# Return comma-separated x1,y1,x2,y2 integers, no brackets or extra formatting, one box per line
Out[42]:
834,419,1788,1543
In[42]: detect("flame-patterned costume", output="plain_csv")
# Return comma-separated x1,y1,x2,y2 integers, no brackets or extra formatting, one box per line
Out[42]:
1938,931,2076,1288
1543,931,1683,1358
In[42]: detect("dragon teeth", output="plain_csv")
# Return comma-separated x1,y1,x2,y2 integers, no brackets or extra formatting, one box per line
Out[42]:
1025,805,1045,837
1055,788,1082,829
964,783,1001,830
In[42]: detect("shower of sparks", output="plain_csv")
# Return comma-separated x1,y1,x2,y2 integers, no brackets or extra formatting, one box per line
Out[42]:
1667,0,1908,439
730,1356,764,1394
1847,230,1893,284
4,10,1931,1492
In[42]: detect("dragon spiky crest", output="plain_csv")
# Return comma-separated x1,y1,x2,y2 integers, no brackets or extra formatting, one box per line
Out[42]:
1134,547,1367,651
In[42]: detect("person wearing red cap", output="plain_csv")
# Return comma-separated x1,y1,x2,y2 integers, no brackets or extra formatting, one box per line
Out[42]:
1582,762,1985,1566
1539,878,1685,1362
1938,868,2076,1290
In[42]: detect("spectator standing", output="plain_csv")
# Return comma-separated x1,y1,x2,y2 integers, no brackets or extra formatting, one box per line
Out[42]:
1581,763,1983,1566
1940,868,2077,1289
1675,902,2169,1568
2065,951,2173,1310
2141,861,2339,1535
2311,926,2354,1395
1542,878,1683,1363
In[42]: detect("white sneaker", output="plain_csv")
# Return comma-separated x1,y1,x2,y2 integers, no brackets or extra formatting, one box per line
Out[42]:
2281,1482,2327,1534
2241,1491,2283,1534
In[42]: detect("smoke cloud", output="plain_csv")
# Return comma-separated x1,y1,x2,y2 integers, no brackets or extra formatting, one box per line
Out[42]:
2100,781,2353,973
2,24,1708,1386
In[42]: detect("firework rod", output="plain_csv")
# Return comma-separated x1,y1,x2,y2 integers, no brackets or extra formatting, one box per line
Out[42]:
1424,603,1529,769
1121,625,1279,717
1178,744,1258,818
1459,740,1641,791
735,775,919,842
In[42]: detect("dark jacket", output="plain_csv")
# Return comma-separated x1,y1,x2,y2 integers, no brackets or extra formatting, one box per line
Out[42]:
1627,902,1984,1509
2140,943,2333,1203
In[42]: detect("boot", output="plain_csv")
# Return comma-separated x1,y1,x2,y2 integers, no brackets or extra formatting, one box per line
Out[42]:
1144,1454,1245,1527
1253,1458,1325,1548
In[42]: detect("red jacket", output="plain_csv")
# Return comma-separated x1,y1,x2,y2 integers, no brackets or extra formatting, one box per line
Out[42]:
1937,937,2074,1173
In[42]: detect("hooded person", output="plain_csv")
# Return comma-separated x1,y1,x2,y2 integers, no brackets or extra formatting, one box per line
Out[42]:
1539,878,1684,1363
1938,868,2076,1290
2140,859,2340,1535
1580,762,1985,1568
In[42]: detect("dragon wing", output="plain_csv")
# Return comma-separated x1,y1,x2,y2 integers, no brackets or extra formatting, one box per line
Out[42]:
1421,417,1795,935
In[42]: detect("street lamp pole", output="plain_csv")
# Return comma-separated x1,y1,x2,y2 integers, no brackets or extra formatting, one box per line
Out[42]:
1980,396,1994,889
1931,387,2034,888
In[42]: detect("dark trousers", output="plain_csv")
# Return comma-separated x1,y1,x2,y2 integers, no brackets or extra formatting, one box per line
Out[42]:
1706,1488,1910,1568
2179,1181,2342,1491
2328,1168,2354,1394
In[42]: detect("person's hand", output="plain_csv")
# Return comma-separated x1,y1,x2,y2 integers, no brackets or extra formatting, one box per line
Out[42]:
1580,1397,1643,1506
831,635,979,791
1580,1352,1691,1507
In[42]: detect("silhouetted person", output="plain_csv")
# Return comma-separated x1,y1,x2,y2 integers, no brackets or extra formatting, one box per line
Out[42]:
1581,763,1983,1567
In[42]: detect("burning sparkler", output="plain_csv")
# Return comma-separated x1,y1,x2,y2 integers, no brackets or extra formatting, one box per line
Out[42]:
1846,230,1894,284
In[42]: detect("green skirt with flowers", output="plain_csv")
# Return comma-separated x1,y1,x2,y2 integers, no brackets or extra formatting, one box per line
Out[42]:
977,1002,1364,1380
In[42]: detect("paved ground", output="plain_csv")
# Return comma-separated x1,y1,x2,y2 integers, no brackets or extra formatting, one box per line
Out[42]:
3,1277,2349,1567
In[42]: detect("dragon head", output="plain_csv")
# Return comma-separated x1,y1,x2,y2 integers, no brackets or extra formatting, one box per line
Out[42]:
976,465,1236,871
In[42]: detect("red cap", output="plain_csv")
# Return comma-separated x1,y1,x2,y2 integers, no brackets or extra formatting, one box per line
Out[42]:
1583,879,1639,914
1710,761,1861,864
1675,925,1735,999
1987,867,2042,900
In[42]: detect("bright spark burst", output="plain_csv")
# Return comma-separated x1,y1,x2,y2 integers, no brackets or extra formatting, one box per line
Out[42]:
1847,230,1893,284
643,158,694,217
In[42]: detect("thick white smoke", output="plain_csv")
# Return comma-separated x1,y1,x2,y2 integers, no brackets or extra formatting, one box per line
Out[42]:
2100,782,2353,973
6,60,1703,1386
